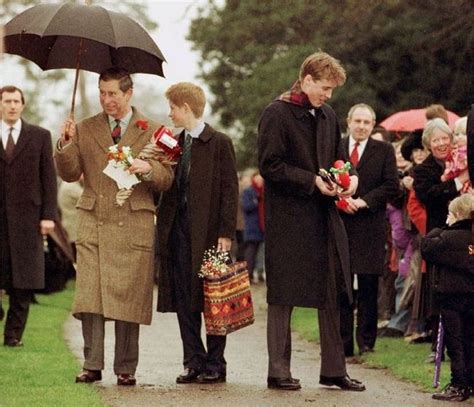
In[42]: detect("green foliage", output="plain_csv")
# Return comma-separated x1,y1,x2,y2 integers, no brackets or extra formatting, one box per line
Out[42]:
188,0,474,168
0,284,105,406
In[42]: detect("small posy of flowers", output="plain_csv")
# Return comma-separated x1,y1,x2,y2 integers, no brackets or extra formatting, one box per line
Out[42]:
136,119,149,130
198,247,231,278
107,144,144,180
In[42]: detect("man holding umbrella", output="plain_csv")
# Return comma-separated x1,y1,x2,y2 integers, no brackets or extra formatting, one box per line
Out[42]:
55,67,174,386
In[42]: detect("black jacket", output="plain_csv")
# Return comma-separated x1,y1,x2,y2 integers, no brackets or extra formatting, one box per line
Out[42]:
420,219,474,294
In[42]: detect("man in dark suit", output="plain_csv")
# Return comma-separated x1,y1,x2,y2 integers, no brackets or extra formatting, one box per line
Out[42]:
338,103,399,356
258,51,364,392
0,85,57,347
157,82,238,384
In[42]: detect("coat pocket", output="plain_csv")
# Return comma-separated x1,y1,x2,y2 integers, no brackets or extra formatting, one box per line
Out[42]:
130,199,155,213
76,195,96,211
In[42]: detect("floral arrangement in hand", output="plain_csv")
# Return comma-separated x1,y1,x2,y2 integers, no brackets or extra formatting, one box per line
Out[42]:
198,247,231,278
319,160,352,210
107,144,144,179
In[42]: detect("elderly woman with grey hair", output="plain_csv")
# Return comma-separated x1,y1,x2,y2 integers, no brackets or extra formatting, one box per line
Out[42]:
413,117,470,363
414,118,469,232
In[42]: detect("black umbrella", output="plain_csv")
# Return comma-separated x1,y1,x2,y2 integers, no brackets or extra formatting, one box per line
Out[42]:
3,2,166,115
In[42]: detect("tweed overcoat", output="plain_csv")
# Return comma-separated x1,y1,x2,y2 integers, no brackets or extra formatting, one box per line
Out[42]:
157,124,238,313
54,108,173,325
258,100,354,309
339,137,399,275
0,120,58,289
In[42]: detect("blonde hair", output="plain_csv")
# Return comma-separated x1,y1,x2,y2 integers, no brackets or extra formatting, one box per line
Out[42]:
425,104,449,124
299,51,346,86
422,118,453,149
165,82,206,118
448,194,474,221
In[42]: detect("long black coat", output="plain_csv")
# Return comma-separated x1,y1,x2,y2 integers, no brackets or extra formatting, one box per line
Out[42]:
413,154,459,232
339,137,399,275
157,124,238,312
0,120,58,289
421,219,474,294
258,100,353,309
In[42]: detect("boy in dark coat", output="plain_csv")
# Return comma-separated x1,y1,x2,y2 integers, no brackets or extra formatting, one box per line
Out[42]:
421,193,474,402
157,82,238,384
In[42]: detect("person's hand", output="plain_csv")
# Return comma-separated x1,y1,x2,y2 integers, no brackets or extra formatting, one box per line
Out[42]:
315,176,337,196
128,158,152,176
338,175,358,198
217,237,232,252
341,197,367,215
401,175,414,190
60,118,76,147
40,220,55,235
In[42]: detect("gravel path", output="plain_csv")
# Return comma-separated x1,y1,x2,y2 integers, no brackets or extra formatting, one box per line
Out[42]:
64,284,452,406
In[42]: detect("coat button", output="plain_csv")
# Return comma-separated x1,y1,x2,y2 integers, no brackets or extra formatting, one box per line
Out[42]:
99,194,104,198
118,221,124,227
98,221,103,226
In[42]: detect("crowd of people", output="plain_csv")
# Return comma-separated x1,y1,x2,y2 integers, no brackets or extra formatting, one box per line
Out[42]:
1,51,473,402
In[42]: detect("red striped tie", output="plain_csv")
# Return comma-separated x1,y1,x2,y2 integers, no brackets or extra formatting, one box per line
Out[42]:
350,142,360,167
111,119,121,143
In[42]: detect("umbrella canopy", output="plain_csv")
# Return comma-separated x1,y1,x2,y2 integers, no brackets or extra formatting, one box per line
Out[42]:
379,108,460,132
3,3,166,76
3,3,166,115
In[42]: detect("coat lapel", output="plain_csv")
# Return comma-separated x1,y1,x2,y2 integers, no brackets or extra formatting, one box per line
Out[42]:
92,112,114,153
120,108,149,150
357,138,376,171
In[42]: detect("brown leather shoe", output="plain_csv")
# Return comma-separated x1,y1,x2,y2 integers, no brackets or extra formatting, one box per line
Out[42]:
117,374,136,386
75,369,102,383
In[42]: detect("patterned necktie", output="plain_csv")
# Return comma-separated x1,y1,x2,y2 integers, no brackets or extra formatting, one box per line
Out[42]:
5,127,15,160
350,141,360,167
177,133,192,188
111,119,121,144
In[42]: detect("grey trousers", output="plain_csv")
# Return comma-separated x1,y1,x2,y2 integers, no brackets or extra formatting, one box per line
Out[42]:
267,256,347,379
81,313,139,375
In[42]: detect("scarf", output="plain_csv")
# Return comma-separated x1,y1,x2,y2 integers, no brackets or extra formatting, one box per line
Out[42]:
251,178,265,233
278,80,313,109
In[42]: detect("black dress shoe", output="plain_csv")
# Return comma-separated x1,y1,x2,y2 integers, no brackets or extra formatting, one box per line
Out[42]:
359,345,374,355
117,373,136,386
75,369,102,383
4,339,24,347
176,368,201,384
197,371,226,383
432,383,469,402
267,376,302,390
319,375,366,391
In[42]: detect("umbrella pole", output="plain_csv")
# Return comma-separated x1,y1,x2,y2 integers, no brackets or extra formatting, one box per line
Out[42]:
69,38,84,119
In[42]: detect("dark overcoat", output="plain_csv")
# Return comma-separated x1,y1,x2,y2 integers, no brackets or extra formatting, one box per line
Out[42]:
413,154,459,233
421,219,474,294
339,137,399,275
258,100,353,309
0,120,58,289
157,124,238,313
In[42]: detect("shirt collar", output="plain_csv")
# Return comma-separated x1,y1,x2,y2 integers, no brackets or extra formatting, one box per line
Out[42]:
108,109,133,127
349,135,368,149
2,119,22,133
187,121,205,139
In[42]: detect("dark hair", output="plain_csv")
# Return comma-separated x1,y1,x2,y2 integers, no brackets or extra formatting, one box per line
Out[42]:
0,86,25,104
370,126,390,142
99,67,133,92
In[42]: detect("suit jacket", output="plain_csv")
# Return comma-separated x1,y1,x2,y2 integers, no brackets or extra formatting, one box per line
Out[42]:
340,137,399,275
0,120,58,289
157,123,238,313
258,100,354,308
55,108,174,325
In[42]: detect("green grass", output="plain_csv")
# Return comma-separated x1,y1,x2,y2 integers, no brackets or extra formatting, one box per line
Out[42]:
292,307,453,393
0,283,105,407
